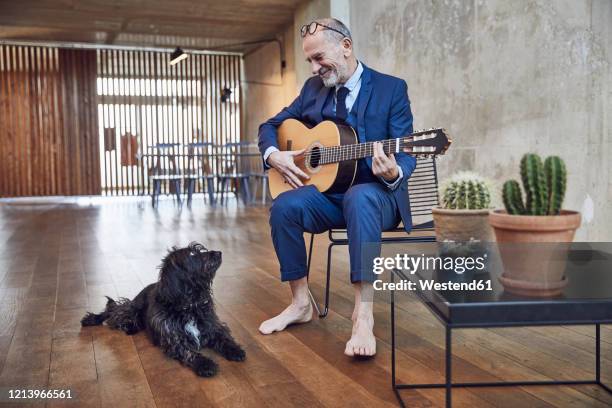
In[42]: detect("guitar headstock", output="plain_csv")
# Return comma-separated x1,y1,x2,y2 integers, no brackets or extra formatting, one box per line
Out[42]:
401,128,452,158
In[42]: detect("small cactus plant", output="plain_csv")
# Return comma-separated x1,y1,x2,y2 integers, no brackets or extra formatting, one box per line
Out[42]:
502,153,567,215
441,172,491,210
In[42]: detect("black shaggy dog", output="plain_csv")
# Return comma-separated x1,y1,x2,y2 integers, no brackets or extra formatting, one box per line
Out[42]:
81,242,245,377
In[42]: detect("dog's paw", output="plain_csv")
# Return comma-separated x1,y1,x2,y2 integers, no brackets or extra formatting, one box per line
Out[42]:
223,345,246,362
193,356,218,377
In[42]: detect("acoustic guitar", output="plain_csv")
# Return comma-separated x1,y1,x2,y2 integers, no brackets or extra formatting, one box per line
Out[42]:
268,119,451,198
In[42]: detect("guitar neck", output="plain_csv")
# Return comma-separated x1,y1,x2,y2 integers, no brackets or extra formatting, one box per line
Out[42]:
316,137,420,165
324,140,395,164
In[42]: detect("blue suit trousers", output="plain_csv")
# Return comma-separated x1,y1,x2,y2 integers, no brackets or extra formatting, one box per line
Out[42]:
270,183,401,283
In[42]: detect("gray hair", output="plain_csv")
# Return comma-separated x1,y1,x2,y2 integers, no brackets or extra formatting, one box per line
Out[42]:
315,18,352,42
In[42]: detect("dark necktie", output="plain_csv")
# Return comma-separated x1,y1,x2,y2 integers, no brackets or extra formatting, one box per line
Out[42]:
335,86,350,122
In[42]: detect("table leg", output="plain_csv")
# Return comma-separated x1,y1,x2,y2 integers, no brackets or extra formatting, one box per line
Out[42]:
390,313,610,405
391,271,396,388
446,325,452,408
596,323,600,383
391,271,406,408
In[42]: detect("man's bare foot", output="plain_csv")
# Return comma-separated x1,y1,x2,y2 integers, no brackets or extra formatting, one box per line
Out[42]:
259,301,313,335
344,313,376,356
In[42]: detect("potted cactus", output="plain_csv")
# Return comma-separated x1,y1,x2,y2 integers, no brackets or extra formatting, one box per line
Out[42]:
489,154,581,297
433,173,495,276
432,172,495,244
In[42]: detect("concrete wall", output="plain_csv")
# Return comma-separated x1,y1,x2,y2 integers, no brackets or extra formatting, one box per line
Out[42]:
349,0,611,240
242,25,297,143
293,0,331,87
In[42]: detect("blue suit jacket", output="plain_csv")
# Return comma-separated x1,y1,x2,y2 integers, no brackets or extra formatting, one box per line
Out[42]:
258,64,417,231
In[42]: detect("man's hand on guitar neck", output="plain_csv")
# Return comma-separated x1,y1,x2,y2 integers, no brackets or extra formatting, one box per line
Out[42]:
268,149,310,189
372,141,400,183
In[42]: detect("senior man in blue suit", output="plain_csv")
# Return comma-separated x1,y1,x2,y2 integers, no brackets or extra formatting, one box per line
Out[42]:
258,18,416,357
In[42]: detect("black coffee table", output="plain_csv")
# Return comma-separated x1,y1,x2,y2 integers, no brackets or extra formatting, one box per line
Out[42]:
389,246,612,408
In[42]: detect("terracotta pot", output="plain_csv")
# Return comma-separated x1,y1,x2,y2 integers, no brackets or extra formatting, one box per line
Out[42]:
489,210,581,297
432,208,495,243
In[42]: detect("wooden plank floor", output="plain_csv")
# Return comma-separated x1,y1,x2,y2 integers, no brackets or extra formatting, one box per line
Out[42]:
0,197,610,408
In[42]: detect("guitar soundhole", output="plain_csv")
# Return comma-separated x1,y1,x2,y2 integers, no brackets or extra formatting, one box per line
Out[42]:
309,146,321,168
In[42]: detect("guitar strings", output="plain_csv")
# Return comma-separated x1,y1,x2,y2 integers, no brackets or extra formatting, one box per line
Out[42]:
301,137,406,164
301,139,398,158
303,143,393,164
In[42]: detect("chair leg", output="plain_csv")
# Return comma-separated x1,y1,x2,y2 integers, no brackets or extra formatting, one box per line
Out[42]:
233,179,240,202
226,178,234,204
305,233,323,317
308,289,322,318
320,242,334,318
186,179,195,206
173,180,182,205
242,176,252,205
152,180,161,208
236,178,245,204
261,176,268,205
306,233,315,274
218,179,223,204
219,178,227,204
206,178,216,205
252,176,259,205
224,178,232,204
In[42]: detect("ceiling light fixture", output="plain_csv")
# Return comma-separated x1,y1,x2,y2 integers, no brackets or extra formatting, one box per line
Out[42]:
220,87,232,103
169,47,188,66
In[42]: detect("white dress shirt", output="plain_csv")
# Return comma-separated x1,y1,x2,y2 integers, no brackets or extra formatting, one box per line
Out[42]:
333,61,363,115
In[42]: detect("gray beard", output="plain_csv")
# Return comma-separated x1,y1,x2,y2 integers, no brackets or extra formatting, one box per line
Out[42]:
321,71,339,87
320,65,349,88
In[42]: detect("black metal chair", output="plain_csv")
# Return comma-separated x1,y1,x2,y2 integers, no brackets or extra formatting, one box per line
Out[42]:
184,142,217,206
149,143,182,208
218,142,253,205
306,157,440,317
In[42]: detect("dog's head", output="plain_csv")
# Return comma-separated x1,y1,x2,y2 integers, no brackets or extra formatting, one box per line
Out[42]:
157,242,221,310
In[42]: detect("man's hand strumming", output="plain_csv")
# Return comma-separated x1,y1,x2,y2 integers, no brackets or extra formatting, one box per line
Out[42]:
268,150,310,189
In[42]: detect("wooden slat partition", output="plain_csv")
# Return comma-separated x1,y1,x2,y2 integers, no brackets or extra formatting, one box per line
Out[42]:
59,48,101,195
0,44,241,197
0,45,100,197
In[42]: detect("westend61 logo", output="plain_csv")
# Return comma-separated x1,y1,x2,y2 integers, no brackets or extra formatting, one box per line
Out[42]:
373,253,487,275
